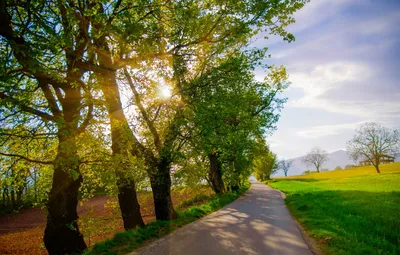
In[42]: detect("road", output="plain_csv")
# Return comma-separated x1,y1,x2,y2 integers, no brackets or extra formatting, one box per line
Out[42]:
130,181,312,255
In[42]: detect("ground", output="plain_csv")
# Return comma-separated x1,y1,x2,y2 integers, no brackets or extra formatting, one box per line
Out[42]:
130,182,311,255
269,162,400,255
0,187,212,255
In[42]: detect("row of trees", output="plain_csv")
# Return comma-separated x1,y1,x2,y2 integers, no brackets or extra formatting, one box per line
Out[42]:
0,1,307,254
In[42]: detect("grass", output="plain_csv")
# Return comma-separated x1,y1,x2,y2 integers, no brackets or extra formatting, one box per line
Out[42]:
269,162,400,255
85,184,249,255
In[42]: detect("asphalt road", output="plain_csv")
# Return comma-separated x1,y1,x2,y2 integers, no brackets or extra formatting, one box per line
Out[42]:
130,181,312,255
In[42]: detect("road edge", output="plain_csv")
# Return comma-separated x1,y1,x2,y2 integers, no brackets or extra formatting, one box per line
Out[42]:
125,184,252,255
271,186,324,255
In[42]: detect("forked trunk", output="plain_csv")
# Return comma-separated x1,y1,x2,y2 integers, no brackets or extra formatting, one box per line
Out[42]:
149,159,177,221
43,138,86,254
208,153,224,194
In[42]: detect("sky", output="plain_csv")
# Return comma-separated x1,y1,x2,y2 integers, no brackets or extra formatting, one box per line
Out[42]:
252,0,400,159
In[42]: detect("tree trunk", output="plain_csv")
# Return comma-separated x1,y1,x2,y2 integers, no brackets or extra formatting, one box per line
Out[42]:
10,189,15,210
208,153,224,194
116,173,144,229
105,86,144,230
16,184,24,208
374,165,381,174
43,138,87,254
91,5,144,230
99,66,144,230
149,158,177,221
43,82,87,254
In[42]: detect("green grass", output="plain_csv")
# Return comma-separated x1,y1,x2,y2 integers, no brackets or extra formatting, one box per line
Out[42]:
85,184,249,255
269,163,400,255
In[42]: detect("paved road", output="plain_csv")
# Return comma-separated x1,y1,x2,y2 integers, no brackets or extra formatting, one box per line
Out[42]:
130,182,312,255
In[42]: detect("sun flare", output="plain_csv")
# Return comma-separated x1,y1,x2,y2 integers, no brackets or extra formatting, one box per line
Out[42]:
159,86,172,98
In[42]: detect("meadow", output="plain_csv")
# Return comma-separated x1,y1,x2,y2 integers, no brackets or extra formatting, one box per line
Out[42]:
269,162,400,255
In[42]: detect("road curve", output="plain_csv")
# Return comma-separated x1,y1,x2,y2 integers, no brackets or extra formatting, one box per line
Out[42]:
130,181,312,255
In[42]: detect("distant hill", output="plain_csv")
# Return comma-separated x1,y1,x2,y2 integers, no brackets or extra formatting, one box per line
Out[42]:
274,150,400,177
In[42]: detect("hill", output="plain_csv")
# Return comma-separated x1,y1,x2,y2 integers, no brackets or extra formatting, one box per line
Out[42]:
274,150,400,177
269,162,400,255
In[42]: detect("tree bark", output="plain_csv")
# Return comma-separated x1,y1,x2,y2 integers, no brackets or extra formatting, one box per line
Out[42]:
43,137,87,254
149,157,177,221
97,64,144,230
102,78,145,230
374,164,381,174
43,82,87,254
10,189,15,210
208,153,224,194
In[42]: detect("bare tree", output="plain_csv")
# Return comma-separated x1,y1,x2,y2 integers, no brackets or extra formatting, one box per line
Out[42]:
279,160,293,177
302,147,329,172
346,122,400,174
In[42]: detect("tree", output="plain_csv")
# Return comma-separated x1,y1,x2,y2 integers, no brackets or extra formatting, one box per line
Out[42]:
334,166,343,170
253,143,278,181
302,147,329,172
279,160,293,177
85,0,307,221
346,122,400,174
182,54,288,193
0,1,99,252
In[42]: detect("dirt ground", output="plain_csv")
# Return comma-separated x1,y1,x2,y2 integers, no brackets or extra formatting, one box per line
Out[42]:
0,187,212,255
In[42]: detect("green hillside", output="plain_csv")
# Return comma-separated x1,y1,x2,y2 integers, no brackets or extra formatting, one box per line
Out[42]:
269,162,400,255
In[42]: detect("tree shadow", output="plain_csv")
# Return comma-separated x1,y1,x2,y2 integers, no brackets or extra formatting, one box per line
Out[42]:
131,182,312,255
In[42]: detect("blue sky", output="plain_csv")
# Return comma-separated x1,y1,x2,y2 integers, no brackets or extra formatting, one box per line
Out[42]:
254,0,400,159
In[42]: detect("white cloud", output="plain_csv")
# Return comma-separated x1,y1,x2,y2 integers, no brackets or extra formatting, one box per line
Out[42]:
296,122,364,138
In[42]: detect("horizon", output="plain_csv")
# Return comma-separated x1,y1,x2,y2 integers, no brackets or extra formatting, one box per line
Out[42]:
253,0,400,159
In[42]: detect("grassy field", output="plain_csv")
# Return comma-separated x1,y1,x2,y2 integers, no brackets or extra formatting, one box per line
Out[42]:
269,162,400,255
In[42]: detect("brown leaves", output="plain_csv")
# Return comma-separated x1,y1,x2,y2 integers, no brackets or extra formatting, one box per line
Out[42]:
0,186,212,254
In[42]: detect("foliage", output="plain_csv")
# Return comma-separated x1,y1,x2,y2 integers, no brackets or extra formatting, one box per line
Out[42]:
302,147,329,172
85,184,249,255
253,142,278,181
270,162,400,255
0,0,308,253
347,122,400,173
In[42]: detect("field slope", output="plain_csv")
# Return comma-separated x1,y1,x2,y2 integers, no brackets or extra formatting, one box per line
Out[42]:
269,162,400,255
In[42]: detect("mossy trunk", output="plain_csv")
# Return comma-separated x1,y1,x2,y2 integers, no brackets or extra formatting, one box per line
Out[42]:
43,136,86,254
208,153,225,194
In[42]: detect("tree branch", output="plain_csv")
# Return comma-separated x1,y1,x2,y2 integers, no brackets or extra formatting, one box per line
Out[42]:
0,92,55,121
0,152,53,165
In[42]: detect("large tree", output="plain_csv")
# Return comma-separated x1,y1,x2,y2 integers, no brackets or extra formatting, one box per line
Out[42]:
302,147,328,173
279,159,293,177
0,0,96,253
347,122,400,173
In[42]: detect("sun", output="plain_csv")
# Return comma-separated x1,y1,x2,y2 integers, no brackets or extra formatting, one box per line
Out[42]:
159,85,172,98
